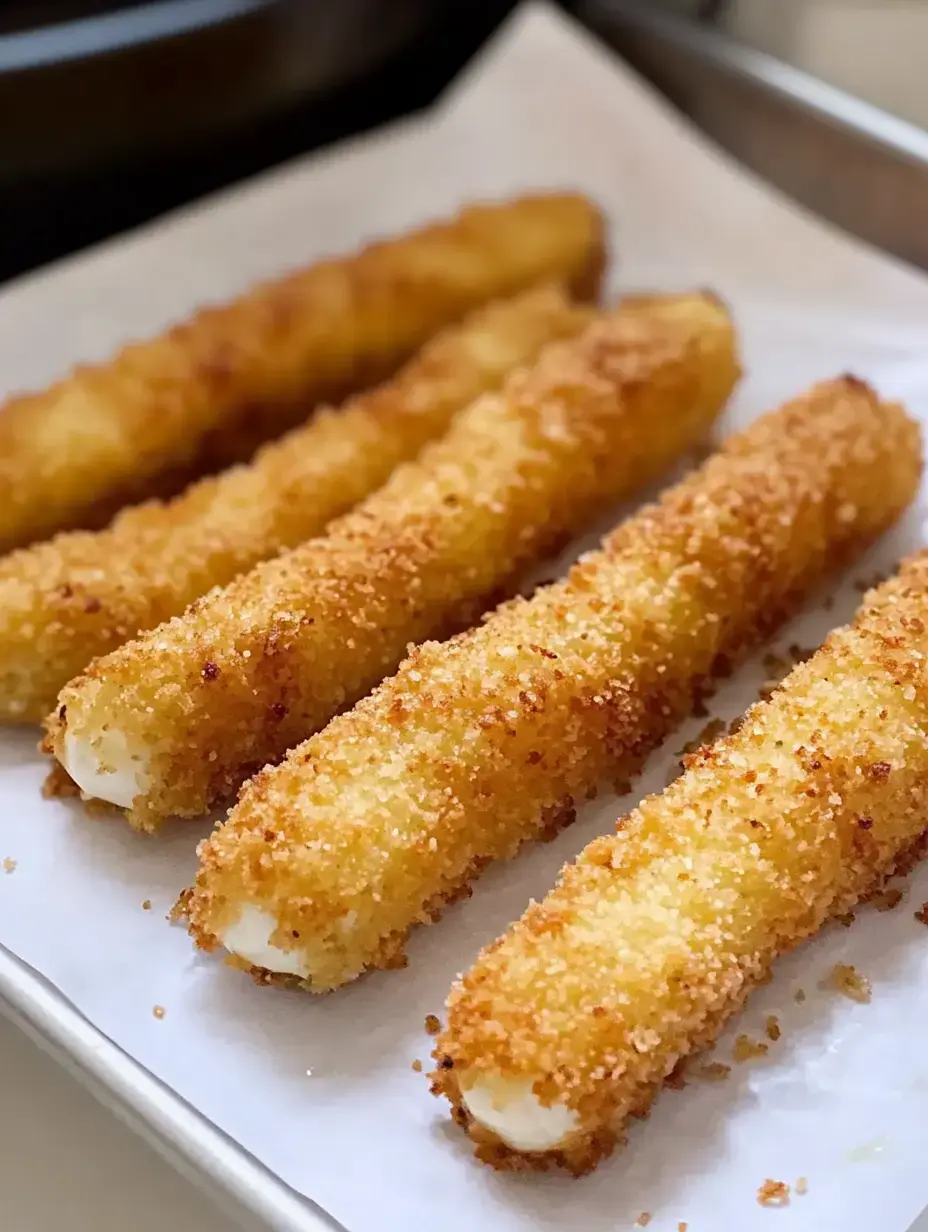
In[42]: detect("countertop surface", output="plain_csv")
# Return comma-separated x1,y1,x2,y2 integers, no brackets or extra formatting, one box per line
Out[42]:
0,1012,236,1232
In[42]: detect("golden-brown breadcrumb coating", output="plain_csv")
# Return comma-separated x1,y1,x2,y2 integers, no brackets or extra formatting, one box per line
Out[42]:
0,286,592,723
0,193,606,553
433,550,928,1175
187,377,921,991
46,291,740,828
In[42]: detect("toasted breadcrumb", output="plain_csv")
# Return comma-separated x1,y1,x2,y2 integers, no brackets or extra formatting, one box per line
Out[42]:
733,1034,769,1062
2,857,16,874
678,1224,688,1231
425,1015,442,1036
0,286,594,721
152,1006,166,1020
822,964,871,1003
764,1015,781,1042
794,989,807,1004
0,193,605,556
795,1177,808,1196
141,899,152,911
914,902,928,926
635,1214,651,1227
190,379,919,1000
757,1180,790,1207
411,1059,423,1073
52,293,736,830
434,547,928,1175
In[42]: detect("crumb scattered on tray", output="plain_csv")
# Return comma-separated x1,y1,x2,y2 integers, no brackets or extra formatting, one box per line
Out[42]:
795,1177,808,1196
142,898,152,911
727,713,745,736
835,910,856,928
914,902,928,926
871,887,903,912
678,1224,688,1232
152,1005,166,1020
2,857,16,874
692,1061,731,1082
411,1059,423,1073
794,988,806,1004
757,1179,790,1207
764,1015,781,1042
424,1013,442,1036
821,963,871,1003
635,1213,651,1227
733,1034,769,1062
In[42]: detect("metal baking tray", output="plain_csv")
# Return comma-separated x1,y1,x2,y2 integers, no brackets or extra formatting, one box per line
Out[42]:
0,950,335,1232
577,0,928,272
3,8,928,1232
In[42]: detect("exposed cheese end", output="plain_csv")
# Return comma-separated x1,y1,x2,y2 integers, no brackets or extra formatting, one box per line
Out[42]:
460,1075,579,1152
60,727,149,810
222,904,312,978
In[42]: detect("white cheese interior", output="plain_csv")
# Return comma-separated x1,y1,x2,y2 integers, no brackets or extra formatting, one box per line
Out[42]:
460,1075,579,1152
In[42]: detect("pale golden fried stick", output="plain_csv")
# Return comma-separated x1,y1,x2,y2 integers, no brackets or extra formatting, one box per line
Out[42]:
0,286,592,724
46,291,739,829
432,550,928,1175
185,378,921,992
0,193,605,553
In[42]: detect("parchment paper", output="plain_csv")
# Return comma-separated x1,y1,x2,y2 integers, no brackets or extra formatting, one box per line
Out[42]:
3,6,928,1230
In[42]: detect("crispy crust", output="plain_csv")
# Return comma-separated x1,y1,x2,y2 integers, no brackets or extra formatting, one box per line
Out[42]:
187,378,921,993
0,286,593,722
434,550,928,1174
0,193,606,553
48,292,740,828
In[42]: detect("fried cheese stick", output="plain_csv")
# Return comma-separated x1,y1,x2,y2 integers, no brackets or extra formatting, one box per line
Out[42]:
0,286,592,723
185,378,921,990
46,292,739,829
432,550,928,1174
0,193,605,553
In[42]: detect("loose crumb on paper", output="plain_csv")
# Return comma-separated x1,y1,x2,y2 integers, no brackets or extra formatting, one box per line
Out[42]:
872,887,904,912
795,1177,808,1196
424,1014,442,1036
914,901,928,926
821,963,871,1003
757,1179,790,1207
678,1224,688,1231
152,1005,166,1020
794,988,807,1003
692,1061,731,1082
765,1015,781,1042
733,1034,768,1062
411,1059,423,1073
2,857,16,874
142,898,152,911
635,1214,651,1227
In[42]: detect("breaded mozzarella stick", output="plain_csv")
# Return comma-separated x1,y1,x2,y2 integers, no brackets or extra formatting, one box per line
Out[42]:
0,286,592,723
433,551,928,1175
186,378,921,990
46,292,739,828
0,193,605,552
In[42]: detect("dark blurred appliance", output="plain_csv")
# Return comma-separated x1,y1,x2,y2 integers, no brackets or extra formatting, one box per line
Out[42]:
0,0,517,281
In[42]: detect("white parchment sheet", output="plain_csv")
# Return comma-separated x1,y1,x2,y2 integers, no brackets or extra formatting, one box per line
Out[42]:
3,5,928,1231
